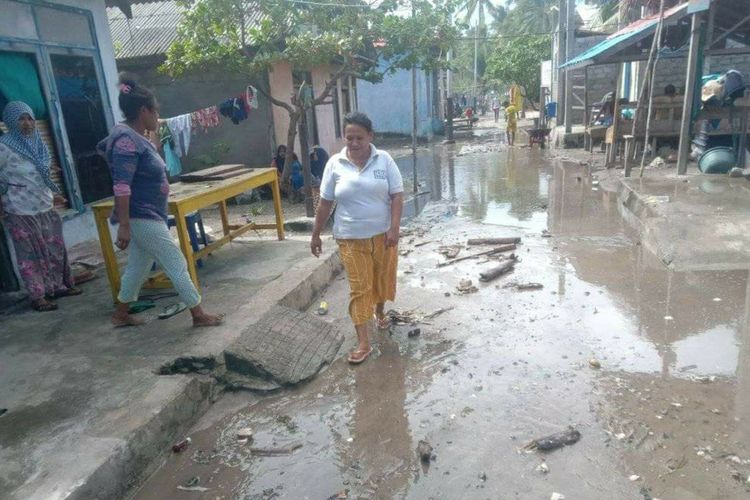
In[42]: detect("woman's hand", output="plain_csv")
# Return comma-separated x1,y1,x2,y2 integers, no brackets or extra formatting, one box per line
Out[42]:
385,226,400,247
311,233,322,257
53,193,67,206
116,224,131,250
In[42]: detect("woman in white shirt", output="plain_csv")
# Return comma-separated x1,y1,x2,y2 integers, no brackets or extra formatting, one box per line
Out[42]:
311,112,404,364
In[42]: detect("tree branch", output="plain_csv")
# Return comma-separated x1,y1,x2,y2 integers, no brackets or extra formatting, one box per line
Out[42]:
255,81,295,113
312,63,353,106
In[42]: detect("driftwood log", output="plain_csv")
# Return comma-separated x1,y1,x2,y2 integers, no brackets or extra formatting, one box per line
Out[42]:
468,237,521,245
437,244,516,268
478,257,516,282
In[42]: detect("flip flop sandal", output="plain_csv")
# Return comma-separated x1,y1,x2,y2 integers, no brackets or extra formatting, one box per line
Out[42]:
128,300,156,314
158,302,188,320
139,292,179,301
348,347,373,364
32,300,58,312
374,315,391,330
53,287,83,298
73,271,96,284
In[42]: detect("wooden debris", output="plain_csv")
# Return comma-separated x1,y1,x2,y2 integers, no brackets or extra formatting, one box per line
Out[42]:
437,245,515,268
438,245,462,259
467,237,521,245
523,427,581,452
250,443,303,456
504,282,544,291
478,258,516,282
414,240,433,247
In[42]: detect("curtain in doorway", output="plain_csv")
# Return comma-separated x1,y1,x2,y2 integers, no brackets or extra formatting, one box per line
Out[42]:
0,51,47,119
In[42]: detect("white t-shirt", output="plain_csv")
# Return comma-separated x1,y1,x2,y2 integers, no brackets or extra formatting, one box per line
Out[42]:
320,145,404,239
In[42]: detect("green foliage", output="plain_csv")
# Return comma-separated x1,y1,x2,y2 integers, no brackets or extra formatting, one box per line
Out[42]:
161,0,458,84
484,34,550,101
499,0,558,35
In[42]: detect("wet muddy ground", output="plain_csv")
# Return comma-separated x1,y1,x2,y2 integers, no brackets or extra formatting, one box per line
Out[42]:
133,122,750,500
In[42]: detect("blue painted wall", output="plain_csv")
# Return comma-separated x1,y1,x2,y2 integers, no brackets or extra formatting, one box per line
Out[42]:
357,62,441,137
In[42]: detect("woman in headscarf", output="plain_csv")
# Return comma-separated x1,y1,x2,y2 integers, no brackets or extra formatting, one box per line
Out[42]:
0,101,80,311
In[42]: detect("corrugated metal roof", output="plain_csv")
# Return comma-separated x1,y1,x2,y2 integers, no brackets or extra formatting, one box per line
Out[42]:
561,2,689,70
107,0,263,60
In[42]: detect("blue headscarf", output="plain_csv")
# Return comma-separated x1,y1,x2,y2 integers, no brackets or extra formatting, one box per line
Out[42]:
0,101,60,194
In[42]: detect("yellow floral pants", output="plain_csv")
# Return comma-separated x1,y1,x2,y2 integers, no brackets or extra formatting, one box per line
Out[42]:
337,233,398,326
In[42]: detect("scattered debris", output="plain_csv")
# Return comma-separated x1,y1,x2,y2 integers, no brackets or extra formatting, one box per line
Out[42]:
505,282,544,291
438,245,462,259
589,359,601,369
478,258,516,282
327,490,349,500
536,462,549,473
415,240,433,247
184,476,201,487
437,245,516,268
177,485,210,492
237,427,254,440
417,440,433,463
0,409,6,417
541,230,552,238
387,307,453,325
250,443,303,456
317,301,328,315
407,328,421,338
399,249,412,257
478,471,487,481
276,415,298,432
649,156,666,169
456,279,478,294
629,475,640,481
423,306,454,319
523,427,581,452
467,237,521,245
550,493,565,500
172,437,191,453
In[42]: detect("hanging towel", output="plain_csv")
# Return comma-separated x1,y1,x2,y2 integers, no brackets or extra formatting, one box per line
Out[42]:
163,141,182,176
166,114,191,157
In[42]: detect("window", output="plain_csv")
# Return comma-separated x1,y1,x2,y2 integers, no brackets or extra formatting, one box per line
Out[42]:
35,7,93,47
0,0,36,40
50,54,111,203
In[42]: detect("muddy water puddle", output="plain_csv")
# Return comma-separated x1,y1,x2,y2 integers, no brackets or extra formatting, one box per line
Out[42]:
134,145,750,500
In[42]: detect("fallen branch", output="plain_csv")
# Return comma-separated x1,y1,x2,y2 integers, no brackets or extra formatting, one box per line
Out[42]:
478,258,516,282
250,443,303,456
414,240,433,247
424,306,455,319
468,237,521,245
437,245,516,268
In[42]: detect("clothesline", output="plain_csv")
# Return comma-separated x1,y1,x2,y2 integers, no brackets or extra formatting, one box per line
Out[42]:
158,85,259,176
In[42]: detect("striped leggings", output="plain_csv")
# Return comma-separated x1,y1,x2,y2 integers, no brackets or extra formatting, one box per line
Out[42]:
337,233,398,326
118,218,201,308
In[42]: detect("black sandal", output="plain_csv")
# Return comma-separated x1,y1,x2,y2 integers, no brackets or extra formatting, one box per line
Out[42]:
32,299,58,312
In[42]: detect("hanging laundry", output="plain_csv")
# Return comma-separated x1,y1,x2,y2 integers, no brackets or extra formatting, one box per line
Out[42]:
191,106,220,133
166,113,192,157
219,97,248,125
159,123,182,176
246,85,259,110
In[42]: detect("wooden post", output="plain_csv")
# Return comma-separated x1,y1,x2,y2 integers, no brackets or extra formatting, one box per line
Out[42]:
564,0,575,134
607,64,625,167
677,13,704,175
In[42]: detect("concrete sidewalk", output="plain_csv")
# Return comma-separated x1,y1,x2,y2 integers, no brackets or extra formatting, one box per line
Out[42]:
611,167,750,271
0,235,340,500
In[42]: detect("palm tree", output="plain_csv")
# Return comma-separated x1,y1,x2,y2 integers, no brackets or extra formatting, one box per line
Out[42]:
456,0,507,94
501,0,558,35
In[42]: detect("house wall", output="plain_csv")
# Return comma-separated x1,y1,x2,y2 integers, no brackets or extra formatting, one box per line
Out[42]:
356,63,436,138
117,60,274,171
311,65,345,154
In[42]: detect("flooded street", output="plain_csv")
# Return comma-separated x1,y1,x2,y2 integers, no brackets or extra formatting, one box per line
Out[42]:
134,133,750,499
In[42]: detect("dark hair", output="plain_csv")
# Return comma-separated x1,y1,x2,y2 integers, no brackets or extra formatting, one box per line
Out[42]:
664,84,676,96
276,145,287,156
118,73,157,121
343,111,373,133
502,100,509,107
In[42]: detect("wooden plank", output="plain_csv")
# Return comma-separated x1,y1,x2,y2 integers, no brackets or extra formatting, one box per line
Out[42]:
678,13,705,175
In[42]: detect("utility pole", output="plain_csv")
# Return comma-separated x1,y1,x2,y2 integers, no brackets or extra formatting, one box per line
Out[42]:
411,1,418,193
473,24,479,98
563,0,574,133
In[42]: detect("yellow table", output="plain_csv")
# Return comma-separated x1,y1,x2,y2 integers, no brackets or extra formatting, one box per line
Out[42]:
92,168,285,301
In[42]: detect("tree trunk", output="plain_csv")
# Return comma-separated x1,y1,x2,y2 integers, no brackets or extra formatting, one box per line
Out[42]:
281,111,300,185
297,108,315,217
